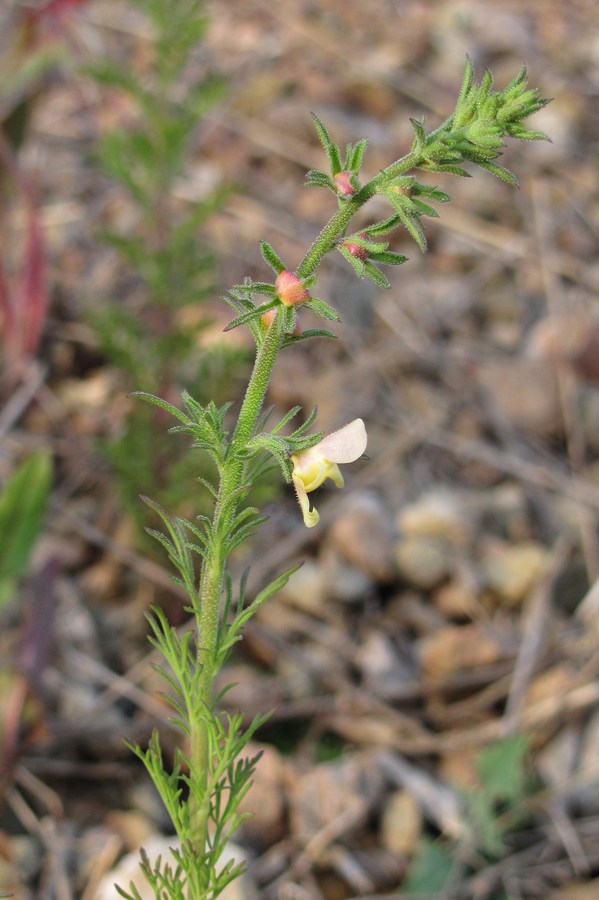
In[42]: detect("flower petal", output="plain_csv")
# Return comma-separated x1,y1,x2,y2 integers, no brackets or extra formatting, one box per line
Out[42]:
315,418,367,464
292,473,320,527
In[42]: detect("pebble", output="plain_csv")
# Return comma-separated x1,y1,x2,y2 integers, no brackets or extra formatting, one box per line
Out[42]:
394,535,453,590
287,757,381,838
419,622,509,679
482,540,548,605
321,548,375,604
354,631,412,692
474,357,562,438
380,790,422,856
277,559,327,614
326,491,395,582
397,490,470,544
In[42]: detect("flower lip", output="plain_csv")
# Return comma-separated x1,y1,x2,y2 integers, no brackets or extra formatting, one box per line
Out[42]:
291,419,367,527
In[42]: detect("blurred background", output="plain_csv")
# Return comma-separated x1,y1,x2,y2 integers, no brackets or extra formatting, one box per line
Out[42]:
1,0,599,897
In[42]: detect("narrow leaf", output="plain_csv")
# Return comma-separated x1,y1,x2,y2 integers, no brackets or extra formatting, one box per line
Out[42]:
304,297,341,322
259,240,285,274
363,261,391,289
224,300,278,332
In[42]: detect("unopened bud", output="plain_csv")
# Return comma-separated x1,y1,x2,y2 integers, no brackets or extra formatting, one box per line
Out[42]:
390,182,413,198
260,308,277,330
334,171,357,197
341,233,369,261
275,270,310,307
261,306,301,336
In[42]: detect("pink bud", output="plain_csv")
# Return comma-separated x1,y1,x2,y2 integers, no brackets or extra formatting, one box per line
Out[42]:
275,270,310,308
334,171,357,197
341,233,369,261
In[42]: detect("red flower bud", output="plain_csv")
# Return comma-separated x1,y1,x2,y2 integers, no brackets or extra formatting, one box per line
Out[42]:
334,171,357,197
275,270,310,307
341,233,369,261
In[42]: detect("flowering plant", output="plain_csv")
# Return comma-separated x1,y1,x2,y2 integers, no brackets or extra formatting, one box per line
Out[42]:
118,61,548,899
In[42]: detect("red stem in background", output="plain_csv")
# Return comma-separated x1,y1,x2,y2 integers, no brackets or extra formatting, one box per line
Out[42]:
0,129,48,373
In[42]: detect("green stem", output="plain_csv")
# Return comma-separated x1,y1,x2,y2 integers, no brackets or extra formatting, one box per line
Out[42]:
296,149,419,278
187,315,283,890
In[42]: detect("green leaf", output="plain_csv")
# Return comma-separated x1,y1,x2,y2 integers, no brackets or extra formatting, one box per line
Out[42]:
304,297,341,322
310,112,342,175
410,117,427,149
418,161,471,177
0,451,52,611
348,138,368,172
363,261,391,289
476,733,528,803
473,159,519,186
283,328,338,345
311,112,332,151
364,214,402,236
259,241,285,274
456,58,475,112
132,392,192,425
404,839,454,894
370,250,408,266
327,142,342,176
305,169,334,190
224,300,278,332
222,562,304,655
412,198,440,218
384,191,428,252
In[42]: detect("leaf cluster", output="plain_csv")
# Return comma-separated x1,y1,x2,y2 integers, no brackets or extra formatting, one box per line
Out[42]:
337,231,408,288
306,113,367,196
223,262,339,347
120,557,302,897
409,60,550,186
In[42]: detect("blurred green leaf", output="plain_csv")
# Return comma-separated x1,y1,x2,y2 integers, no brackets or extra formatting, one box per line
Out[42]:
0,450,52,611
404,839,454,894
476,733,529,803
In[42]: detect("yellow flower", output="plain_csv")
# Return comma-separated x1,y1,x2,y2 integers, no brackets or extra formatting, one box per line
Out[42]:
291,419,367,527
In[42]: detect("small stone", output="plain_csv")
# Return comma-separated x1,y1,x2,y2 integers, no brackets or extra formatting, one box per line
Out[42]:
287,757,381,839
397,491,469,544
548,880,599,900
327,491,395,582
277,559,327,613
474,358,561,438
483,540,548,605
394,536,452,590
439,749,479,792
380,790,422,856
419,623,510,679
355,631,412,691
434,580,479,618
322,549,374,604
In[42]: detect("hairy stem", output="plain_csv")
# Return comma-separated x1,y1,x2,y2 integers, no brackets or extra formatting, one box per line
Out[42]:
187,314,284,885
296,149,419,278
